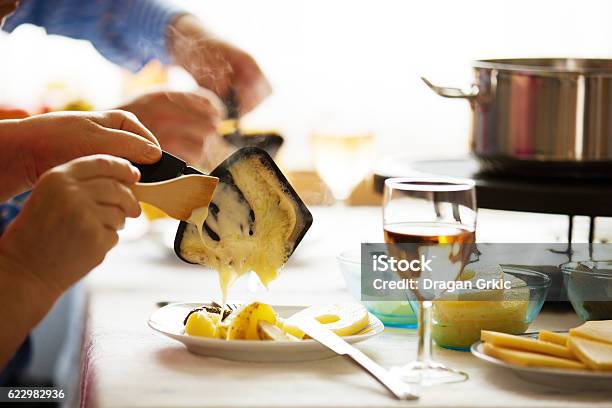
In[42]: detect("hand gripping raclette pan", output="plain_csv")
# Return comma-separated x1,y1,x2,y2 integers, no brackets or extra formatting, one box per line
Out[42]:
134,148,312,274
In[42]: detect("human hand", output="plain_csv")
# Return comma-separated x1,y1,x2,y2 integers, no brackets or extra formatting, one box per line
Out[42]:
168,14,272,116
0,155,141,297
0,110,161,200
119,88,224,164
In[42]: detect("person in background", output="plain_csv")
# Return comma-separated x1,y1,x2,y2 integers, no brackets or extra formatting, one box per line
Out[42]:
3,0,272,164
0,110,162,379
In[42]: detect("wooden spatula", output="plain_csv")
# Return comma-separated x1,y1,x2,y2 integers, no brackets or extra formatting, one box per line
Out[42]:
131,175,218,221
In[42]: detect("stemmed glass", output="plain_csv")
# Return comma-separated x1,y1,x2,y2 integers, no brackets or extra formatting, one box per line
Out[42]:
382,177,476,385
311,131,374,205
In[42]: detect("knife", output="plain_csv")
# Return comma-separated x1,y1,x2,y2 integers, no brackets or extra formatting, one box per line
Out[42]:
298,319,419,401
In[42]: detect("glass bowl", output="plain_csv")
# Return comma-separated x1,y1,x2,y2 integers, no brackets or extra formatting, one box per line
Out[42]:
561,261,612,321
428,266,551,351
336,249,417,328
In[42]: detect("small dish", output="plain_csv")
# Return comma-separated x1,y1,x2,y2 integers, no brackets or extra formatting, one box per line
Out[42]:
471,333,612,390
432,266,551,350
337,249,417,328
149,302,384,362
561,261,612,320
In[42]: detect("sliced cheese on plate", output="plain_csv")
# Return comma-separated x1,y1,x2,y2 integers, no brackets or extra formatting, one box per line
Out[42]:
482,342,586,370
569,320,612,346
481,330,575,360
538,330,568,347
568,336,612,370
285,303,370,337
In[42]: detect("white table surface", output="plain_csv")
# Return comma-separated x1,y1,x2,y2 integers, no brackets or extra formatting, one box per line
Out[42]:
80,207,612,408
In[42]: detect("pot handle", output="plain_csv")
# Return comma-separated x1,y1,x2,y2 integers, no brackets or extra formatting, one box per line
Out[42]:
421,77,479,100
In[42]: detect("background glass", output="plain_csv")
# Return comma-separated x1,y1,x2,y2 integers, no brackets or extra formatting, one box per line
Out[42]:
311,131,374,204
382,177,476,385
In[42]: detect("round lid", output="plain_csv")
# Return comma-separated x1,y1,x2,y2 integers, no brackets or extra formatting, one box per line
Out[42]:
473,58,612,75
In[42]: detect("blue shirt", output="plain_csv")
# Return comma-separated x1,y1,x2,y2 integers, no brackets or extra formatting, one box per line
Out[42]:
0,191,30,235
3,0,185,71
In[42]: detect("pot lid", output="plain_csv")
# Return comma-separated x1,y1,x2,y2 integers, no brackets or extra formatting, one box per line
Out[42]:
473,58,612,75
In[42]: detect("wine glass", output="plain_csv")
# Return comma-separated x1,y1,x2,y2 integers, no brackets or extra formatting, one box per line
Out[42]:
382,177,476,385
311,131,374,205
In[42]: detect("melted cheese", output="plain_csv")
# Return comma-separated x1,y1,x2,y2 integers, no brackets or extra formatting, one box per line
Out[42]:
179,158,298,303
187,206,209,243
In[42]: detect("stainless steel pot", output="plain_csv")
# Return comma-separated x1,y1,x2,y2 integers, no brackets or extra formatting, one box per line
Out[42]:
423,58,612,178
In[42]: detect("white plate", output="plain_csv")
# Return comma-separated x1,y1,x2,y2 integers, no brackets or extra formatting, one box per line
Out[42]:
149,302,384,362
471,334,612,390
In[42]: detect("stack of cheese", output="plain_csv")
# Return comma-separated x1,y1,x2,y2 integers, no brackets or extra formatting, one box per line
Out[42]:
481,320,612,370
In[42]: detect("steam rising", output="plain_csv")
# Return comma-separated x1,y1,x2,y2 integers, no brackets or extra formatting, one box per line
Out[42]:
166,22,234,97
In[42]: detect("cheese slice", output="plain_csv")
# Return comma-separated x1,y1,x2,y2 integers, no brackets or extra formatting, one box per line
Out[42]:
481,331,576,360
568,336,612,370
482,343,587,370
538,330,569,347
285,303,370,337
569,320,612,346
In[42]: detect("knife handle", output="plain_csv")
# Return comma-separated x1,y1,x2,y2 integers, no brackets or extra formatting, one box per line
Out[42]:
224,88,240,119
132,151,187,183
346,348,418,401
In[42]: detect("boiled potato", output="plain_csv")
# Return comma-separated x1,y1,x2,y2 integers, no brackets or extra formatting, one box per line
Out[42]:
225,302,277,340
185,311,220,338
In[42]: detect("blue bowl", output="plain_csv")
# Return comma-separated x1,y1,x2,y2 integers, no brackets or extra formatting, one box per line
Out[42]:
336,249,417,328
561,261,612,321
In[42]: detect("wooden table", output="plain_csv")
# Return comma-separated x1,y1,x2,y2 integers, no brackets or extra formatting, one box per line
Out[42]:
80,207,612,408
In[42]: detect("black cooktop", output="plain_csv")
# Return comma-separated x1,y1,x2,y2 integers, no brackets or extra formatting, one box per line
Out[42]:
374,157,612,217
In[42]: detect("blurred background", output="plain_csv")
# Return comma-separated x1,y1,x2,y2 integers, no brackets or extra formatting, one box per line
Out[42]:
3,0,612,170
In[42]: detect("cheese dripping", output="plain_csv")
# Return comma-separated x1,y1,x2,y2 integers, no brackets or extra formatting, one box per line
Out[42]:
187,206,209,243
186,206,233,303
